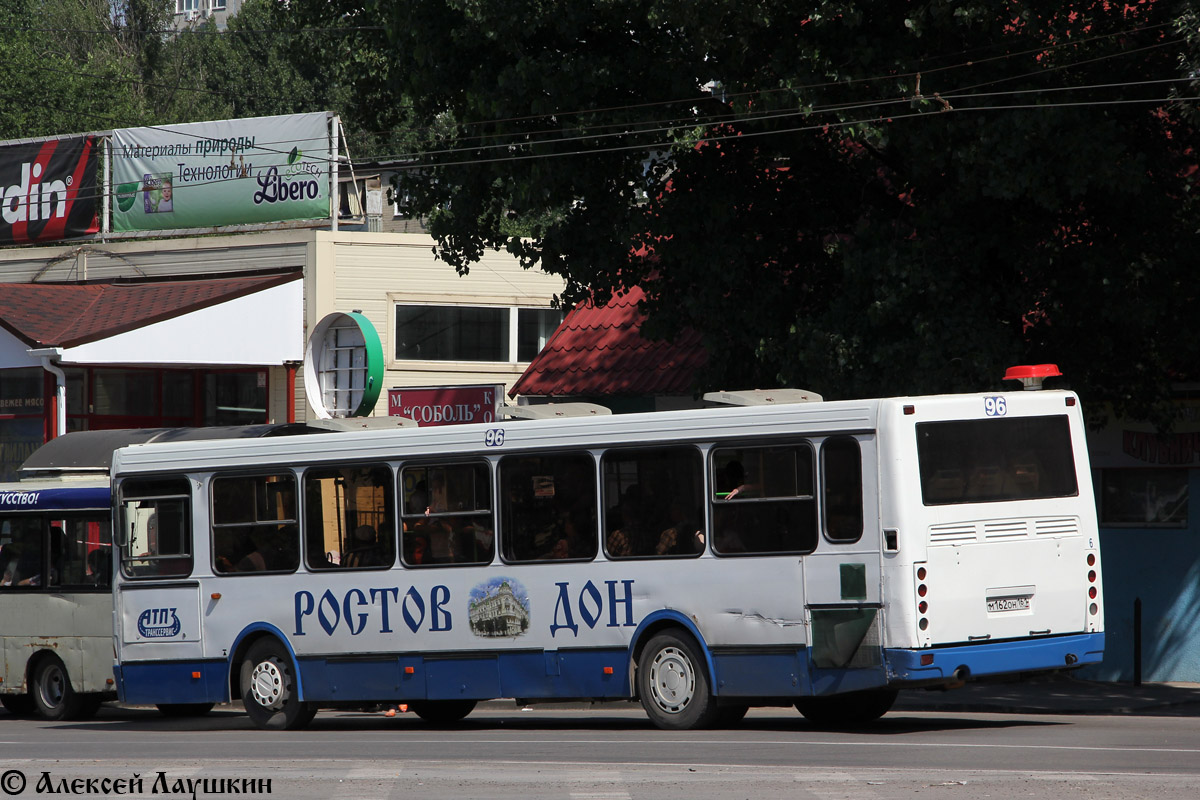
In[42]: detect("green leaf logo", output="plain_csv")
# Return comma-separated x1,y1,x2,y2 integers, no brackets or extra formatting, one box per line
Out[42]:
116,182,138,212
287,147,302,164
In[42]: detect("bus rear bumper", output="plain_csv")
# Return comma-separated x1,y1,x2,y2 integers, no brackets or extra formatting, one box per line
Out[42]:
884,632,1105,686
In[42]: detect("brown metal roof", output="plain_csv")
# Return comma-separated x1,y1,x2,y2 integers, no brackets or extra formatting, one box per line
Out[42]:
511,285,707,397
0,271,301,348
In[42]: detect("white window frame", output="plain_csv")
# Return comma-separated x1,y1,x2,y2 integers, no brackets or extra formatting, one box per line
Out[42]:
389,294,562,368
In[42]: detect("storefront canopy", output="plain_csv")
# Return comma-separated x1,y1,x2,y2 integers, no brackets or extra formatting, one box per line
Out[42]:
0,271,303,369
511,285,707,398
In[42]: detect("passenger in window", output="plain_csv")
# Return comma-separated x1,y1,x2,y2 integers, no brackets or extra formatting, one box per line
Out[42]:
86,548,112,586
1,527,44,587
233,530,276,572
343,524,385,568
655,501,704,555
718,460,756,500
608,485,649,555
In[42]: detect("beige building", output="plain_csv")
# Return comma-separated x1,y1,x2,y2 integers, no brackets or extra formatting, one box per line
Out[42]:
0,229,564,479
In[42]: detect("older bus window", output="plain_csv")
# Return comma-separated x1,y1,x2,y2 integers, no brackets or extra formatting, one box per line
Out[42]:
711,444,818,555
304,465,394,570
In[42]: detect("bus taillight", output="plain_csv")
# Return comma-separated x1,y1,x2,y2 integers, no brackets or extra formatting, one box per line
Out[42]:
916,564,930,633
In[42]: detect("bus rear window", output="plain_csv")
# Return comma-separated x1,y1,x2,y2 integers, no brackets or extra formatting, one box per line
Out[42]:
916,415,1078,505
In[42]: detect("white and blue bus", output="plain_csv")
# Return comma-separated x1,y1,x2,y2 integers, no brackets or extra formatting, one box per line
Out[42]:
109,368,1104,730
1,425,356,722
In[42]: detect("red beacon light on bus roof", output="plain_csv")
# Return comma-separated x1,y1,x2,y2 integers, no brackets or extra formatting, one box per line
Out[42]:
1004,364,1062,391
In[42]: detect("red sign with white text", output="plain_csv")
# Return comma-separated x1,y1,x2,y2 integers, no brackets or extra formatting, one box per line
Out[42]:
388,385,502,427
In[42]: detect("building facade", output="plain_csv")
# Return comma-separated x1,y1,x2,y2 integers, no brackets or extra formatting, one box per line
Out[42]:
0,229,565,481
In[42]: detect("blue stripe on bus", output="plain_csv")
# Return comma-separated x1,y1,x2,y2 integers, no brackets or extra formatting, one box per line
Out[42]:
296,648,630,702
0,487,110,511
115,660,227,705
884,632,1106,684
116,632,1105,707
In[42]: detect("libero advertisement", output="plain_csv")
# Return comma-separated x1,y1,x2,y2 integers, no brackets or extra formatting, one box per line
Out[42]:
110,112,331,232
0,136,99,245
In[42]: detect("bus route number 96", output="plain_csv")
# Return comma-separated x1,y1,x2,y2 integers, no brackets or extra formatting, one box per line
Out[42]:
984,396,1008,417
484,428,506,447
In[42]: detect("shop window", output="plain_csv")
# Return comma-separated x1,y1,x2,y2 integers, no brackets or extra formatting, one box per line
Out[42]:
94,370,157,417
1099,468,1188,528
205,371,266,426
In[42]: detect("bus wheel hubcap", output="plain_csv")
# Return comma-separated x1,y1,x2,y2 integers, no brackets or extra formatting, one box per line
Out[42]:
250,661,285,709
649,647,694,713
41,665,65,708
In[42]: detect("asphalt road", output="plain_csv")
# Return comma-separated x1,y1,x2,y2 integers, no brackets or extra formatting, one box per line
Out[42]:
2,703,1198,799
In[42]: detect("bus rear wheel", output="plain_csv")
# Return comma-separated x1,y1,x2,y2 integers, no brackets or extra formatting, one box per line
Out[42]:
1,694,35,716
31,656,82,721
794,688,898,728
637,631,718,730
408,700,476,724
240,639,316,731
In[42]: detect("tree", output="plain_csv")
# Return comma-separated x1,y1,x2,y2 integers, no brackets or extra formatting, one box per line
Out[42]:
377,0,1200,423
0,0,156,138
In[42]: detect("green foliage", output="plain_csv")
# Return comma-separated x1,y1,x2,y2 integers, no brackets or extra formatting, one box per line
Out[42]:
378,0,1200,422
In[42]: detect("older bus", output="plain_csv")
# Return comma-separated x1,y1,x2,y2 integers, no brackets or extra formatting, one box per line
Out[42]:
109,368,1104,730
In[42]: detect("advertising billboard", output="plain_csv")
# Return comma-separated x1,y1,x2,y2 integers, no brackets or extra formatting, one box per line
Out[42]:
110,112,331,232
0,136,99,245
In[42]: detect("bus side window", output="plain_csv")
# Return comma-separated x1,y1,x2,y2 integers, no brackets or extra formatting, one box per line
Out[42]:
400,462,494,567
0,516,44,588
822,437,864,543
56,517,112,588
711,444,818,555
499,453,598,563
303,465,394,571
119,478,193,579
212,474,299,574
601,447,704,559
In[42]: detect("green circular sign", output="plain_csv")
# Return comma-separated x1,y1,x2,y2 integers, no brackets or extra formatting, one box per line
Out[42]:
303,311,384,418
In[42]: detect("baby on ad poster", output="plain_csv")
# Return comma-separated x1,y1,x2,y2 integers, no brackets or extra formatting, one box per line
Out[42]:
143,172,173,213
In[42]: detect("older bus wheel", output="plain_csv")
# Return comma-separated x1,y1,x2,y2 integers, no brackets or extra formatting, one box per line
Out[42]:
32,656,82,721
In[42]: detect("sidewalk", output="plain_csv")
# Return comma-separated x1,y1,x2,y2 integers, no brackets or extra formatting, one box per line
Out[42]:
893,674,1200,716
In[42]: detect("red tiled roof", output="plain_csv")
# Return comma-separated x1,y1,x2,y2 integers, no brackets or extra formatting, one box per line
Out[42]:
512,285,707,397
0,272,301,348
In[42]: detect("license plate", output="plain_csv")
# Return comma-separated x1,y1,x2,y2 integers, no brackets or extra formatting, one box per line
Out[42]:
987,595,1031,613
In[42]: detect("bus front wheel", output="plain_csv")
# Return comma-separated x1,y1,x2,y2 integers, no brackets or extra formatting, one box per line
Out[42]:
637,631,718,730
240,639,316,731
794,688,898,728
31,656,82,721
